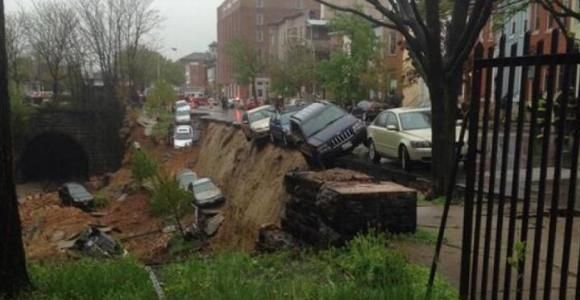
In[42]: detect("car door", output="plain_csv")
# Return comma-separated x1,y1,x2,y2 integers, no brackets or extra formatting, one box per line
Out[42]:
368,112,388,155
383,112,401,157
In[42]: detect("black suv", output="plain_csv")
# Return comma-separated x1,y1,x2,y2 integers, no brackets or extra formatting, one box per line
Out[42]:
289,101,366,165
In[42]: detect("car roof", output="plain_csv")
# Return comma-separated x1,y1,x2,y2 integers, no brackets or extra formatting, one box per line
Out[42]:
387,107,431,114
176,105,191,111
178,169,196,176
248,105,273,114
290,102,329,122
176,100,187,104
193,178,211,185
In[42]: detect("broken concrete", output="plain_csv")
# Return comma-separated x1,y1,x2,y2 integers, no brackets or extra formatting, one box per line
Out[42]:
282,170,417,247
204,214,225,237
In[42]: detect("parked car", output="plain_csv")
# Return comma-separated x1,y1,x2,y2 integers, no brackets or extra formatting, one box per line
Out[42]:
173,125,194,149
58,183,95,211
175,106,191,124
351,100,391,123
366,107,467,170
269,106,303,147
177,169,198,191
241,105,275,141
191,178,225,207
289,101,366,164
174,100,189,112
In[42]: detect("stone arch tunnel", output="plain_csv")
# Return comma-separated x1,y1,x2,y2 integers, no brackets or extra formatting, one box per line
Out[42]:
16,109,124,182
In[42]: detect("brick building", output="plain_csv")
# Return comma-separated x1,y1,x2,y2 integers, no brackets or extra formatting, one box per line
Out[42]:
217,0,319,100
179,52,214,94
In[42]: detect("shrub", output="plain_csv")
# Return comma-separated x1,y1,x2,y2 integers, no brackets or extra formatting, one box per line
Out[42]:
93,191,110,209
149,171,192,236
131,150,157,185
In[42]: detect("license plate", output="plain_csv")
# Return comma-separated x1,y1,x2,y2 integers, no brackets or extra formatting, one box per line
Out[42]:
341,141,353,150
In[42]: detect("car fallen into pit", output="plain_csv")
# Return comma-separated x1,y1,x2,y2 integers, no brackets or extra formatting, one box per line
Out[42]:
289,101,366,165
191,178,225,208
240,105,275,142
58,182,95,211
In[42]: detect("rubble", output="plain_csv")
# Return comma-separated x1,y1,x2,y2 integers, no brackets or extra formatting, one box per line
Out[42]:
60,226,124,258
204,214,225,237
282,169,417,247
256,224,299,253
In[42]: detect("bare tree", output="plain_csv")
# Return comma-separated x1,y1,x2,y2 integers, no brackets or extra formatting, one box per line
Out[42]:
21,0,79,98
0,1,31,297
5,13,28,86
315,0,495,195
74,0,160,96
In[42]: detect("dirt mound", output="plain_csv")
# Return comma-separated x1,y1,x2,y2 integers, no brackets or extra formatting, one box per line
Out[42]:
300,168,372,183
19,193,95,261
195,122,308,251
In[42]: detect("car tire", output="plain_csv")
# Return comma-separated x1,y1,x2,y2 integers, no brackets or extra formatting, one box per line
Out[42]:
399,145,410,171
368,140,381,164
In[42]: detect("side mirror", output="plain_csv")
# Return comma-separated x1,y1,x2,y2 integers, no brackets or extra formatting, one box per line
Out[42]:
386,125,398,131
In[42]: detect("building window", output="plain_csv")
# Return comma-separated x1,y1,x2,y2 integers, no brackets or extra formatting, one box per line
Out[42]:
511,21,516,35
257,30,264,42
533,4,540,31
256,13,263,25
256,0,264,8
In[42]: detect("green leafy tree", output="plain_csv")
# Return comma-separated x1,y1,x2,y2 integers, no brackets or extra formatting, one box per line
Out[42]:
146,79,176,116
149,171,192,237
318,13,377,106
227,40,265,99
131,150,158,186
9,81,32,147
269,44,319,98
121,47,184,90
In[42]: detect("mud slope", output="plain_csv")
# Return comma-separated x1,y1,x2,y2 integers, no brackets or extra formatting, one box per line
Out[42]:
196,122,308,251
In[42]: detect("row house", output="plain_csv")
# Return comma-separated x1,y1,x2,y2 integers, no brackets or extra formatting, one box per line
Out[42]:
217,0,320,100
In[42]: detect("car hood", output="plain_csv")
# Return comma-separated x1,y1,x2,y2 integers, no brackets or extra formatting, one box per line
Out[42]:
251,118,271,131
174,139,192,147
307,115,358,147
401,127,466,142
401,128,432,141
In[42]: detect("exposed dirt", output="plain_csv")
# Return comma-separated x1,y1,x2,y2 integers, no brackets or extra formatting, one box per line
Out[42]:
18,115,199,263
195,122,309,251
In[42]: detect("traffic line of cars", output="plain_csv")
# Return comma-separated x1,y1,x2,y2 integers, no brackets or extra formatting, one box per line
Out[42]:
238,102,465,170
173,100,195,150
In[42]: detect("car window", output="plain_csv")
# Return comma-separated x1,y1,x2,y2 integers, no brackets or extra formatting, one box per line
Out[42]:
176,110,189,117
249,109,271,123
301,105,346,137
242,113,249,122
175,130,193,140
399,111,431,130
194,181,216,194
386,113,399,130
374,112,387,127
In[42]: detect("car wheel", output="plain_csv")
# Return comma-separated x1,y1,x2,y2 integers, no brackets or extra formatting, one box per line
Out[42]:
368,140,381,164
399,145,410,171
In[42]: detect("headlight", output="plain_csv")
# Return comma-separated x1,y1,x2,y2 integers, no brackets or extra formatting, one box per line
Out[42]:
352,120,365,132
410,141,431,148
318,144,331,153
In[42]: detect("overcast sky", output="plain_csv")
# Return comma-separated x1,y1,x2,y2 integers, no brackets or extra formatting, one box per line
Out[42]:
4,0,222,61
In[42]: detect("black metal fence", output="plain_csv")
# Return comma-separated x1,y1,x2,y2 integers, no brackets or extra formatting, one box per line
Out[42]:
458,30,580,299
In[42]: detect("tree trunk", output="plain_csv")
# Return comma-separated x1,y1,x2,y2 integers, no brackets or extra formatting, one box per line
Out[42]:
0,2,32,297
428,73,461,196
251,77,257,100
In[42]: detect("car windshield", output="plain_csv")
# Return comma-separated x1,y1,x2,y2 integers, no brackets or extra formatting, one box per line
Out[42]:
175,131,192,140
176,102,188,108
176,110,189,117
399,111,431,131
194,181,216,194
302,105,346,137
249,109,272,123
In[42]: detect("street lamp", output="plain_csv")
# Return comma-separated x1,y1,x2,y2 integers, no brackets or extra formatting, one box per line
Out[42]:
157,47,178,82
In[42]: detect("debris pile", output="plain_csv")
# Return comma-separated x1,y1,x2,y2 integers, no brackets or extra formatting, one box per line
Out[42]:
282,169,417,247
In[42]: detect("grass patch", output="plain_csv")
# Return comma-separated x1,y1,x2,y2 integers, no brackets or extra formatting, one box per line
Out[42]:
393,228,442,245
162,234,457,300
24,259,157,300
